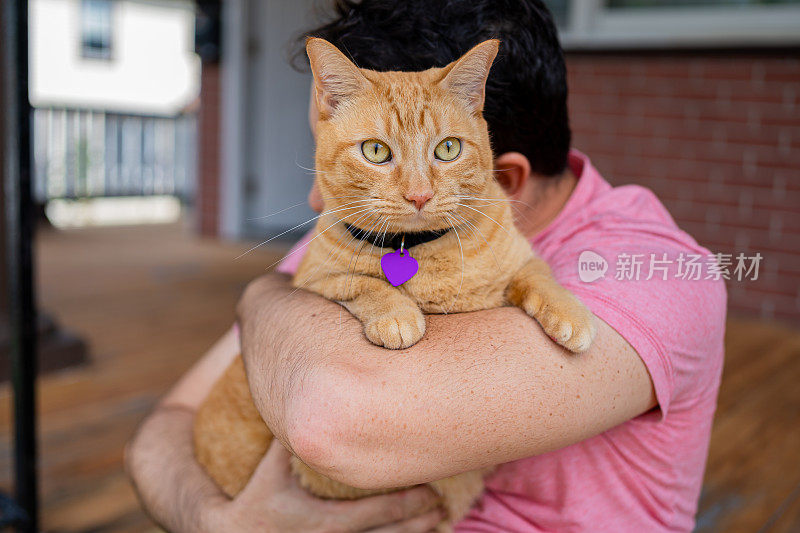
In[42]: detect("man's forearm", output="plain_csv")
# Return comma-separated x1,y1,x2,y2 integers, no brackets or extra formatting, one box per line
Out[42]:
126,406,227,533
238,273,655,490
237,273,336,448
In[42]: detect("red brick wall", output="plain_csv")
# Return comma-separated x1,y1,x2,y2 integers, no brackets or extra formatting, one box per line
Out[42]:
567,52,800,323
197,62,221,237
195,52,798,322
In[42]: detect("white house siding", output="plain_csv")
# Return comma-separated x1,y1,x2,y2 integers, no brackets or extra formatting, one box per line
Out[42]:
30,0,200,116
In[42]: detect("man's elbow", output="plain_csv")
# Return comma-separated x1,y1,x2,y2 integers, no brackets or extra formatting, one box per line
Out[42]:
284,366,402,490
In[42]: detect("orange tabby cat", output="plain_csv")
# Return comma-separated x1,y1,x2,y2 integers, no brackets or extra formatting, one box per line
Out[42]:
194,38,596,531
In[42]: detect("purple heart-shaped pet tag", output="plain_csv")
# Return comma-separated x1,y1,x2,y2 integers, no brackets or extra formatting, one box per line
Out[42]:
381,250,419,287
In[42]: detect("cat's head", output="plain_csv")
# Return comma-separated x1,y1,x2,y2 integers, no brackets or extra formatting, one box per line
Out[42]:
307,37,500,234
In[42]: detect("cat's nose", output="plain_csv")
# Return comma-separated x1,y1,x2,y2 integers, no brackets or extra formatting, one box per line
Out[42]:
404,191,433,211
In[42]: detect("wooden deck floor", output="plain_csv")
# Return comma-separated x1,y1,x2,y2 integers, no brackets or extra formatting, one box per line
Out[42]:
0,223,798,532
0,223,287,532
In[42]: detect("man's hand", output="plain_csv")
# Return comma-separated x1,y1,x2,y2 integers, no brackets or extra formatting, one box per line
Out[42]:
125,327,443,532
206,439,444,533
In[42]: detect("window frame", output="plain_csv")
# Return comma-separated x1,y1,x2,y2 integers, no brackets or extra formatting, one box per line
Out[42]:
80,0,114,60
557,0,800,50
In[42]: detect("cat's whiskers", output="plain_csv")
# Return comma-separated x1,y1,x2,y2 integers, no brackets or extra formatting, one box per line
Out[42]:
337,213,387,333
432,204,484,233
235,203,378,260
368,216,390,261
257,204,377,269
279,210,381,342
294,160,334,175
316,209,382,284
286,208,382,303
314,212,380,303
456,195,533,208
246,196,374,222
379,217,391,250
343,213,383,297
456,195,532,223
450,211,503,271
443,214,465,315
247,200,312,221
321,194,378,201
467,202,529,224
454,203,511,237
342,222,378,304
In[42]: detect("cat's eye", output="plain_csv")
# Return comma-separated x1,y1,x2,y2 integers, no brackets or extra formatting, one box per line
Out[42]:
361,140,392,164
434,137,461,162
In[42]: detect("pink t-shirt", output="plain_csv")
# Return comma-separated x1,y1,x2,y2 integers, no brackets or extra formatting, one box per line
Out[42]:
277,150,726,532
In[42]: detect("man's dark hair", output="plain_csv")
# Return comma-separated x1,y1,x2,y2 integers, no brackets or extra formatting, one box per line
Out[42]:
292,0,571,177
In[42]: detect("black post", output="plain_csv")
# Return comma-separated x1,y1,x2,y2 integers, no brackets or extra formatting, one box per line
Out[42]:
3,0,39,530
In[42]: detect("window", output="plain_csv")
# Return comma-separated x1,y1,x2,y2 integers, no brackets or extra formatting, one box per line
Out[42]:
81,0,113,59
542,0,800,48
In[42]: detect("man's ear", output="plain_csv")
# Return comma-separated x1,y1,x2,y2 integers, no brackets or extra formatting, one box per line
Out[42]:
308,181,324,213
494,152,531,198
440,39,499,113
306,38,368,118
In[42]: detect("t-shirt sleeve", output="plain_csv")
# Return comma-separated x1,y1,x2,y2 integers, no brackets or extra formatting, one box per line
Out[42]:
275,231,314,275
542,225,727,419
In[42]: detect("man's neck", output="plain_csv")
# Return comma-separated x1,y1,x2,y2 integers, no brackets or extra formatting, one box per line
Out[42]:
514,168,578,239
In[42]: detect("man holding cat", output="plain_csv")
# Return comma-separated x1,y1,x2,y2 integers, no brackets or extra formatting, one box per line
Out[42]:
127,1,726,531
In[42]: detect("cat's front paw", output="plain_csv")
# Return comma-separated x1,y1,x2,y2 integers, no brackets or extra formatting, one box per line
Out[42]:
524,290,596,353
363,306,426,349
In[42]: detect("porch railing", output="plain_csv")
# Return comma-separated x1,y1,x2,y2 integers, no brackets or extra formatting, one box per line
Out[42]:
32,107,197,202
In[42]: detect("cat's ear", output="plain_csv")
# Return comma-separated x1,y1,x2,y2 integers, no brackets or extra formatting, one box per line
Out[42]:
440,39,499,114
306,38,368,118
